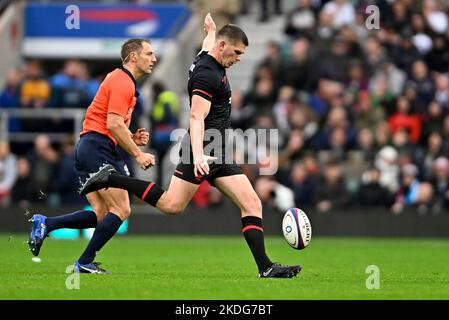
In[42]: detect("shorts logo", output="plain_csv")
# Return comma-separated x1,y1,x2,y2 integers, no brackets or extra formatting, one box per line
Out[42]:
124,164,130,176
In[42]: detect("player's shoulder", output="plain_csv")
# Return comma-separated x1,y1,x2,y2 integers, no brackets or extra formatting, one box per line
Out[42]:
194,52,220,71
104,68,134,91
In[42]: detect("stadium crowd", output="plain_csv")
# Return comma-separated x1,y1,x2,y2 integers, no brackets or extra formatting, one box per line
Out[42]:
1,0,449,215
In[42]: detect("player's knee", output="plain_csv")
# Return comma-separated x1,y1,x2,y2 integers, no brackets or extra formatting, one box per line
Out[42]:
242,195,262,216
91,204,108,222
109,204,131,220
164,203,184,216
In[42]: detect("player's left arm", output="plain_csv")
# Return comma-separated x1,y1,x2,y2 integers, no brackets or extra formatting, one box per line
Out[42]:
199,13,216,54
190,95,217,177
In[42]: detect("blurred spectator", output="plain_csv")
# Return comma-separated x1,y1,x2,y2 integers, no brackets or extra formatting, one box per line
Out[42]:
374,121,391,150
0,67,23,132
356,128,376,162
280,37,313,91
55,136,85,204
308,79,343,119
26,134,59,198
254,176,295,212
230,89,254,130
390,30,422,76
313,104,356,152
287,160,315,208
388,96,421,143
363,36,387,77
358,166,394,208
345,60,368,94
19,60,51,133
20,60,50,110
314,160,349,213
410,13,433,55
369,74,395,112
420,131,445,180
316,7,334,41
322,0,355,29
425,36,449,72
421,101,444,144
430,156,449,213
387,0,410,34
286,99,318,141
258,0,282,22
375,145,400,194
391,163,434,214
405,60,435,113
149,82,180,185
284,0,317,39
258,41,283,84
422,0,448,35
272,86,296,136
11,157,41,208
369,58,406,97
245,66,278,114
49,60,90,109
0,141,17,205
433,73,449,108
391,128,414,157
317,35,352,83
353,91,385,132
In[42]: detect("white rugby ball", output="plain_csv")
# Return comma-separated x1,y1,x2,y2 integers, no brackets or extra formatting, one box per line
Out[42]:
282,208,312,250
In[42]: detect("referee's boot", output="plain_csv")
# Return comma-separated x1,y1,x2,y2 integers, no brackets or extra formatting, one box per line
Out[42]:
27,214,49,257
259,263,302,278
79,164,117,196
73,261,109,274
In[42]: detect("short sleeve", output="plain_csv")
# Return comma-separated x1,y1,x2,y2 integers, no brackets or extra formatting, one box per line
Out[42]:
191,66,220,102
107,77,135,117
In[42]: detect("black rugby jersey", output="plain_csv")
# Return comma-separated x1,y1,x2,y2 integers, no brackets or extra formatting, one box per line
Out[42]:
188,51,232,136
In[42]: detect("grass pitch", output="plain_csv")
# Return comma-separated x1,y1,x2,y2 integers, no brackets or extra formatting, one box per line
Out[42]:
1,234,449,299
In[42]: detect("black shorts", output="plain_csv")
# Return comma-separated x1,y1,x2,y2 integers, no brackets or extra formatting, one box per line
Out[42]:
173,161,243,186
74,132,129,185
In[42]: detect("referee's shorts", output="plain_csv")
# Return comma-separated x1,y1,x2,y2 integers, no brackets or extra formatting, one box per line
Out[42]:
74,132,129,186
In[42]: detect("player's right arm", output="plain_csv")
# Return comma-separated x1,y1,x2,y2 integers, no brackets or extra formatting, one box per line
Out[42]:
107,114,155,170
107,79,155,170
199,13,216,54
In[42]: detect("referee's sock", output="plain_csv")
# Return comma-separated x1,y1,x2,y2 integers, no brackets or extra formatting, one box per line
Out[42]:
78,212,122,264
108,174,165,207
46,210,97,233
241,216,273,272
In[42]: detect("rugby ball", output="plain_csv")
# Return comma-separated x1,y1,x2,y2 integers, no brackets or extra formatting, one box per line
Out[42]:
282,208,312,250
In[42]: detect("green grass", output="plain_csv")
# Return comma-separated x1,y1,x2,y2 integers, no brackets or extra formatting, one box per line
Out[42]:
1,234,449,299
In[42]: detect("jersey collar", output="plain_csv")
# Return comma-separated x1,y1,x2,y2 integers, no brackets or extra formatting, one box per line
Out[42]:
119,66,140,98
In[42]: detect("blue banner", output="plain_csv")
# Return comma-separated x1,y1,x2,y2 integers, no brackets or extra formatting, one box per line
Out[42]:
25,2,191,39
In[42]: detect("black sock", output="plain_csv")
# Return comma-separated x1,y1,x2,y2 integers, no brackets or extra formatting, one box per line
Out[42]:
78,212,123,264
241,216,273,272
46,210,97,233
109,173,165,207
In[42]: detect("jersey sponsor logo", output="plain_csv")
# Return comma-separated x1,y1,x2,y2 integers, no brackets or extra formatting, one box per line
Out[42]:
189,63,195,73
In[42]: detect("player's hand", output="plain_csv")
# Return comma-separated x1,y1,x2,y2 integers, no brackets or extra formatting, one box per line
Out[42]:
204,13,216,34
135,151,155,170
132,128,150,146
193,154,217,178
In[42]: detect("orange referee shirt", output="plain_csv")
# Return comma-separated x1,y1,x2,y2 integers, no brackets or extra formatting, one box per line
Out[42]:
81,67,138,144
